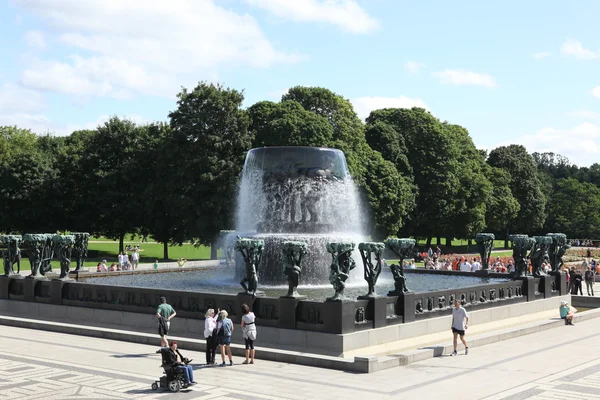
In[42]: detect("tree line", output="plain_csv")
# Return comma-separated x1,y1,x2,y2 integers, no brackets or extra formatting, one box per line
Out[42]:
0,83,597,258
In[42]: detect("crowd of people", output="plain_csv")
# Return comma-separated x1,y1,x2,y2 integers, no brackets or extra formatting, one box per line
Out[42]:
155,296,258,387
96,246,142,272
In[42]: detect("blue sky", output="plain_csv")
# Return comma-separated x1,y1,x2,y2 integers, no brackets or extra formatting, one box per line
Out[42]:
1,0,600,165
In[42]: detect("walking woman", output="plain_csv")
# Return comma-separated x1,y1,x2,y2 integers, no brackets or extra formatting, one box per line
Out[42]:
241,304,257,364
217,310,234,366
203,308,218,365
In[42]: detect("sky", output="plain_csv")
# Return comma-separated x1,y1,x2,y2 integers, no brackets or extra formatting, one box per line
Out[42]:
1,0,600,166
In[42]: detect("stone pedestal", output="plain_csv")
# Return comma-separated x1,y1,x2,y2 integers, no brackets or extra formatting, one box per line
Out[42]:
279,296,303,329
392,291,415,323
370,297,387,328
474,269,490,277
540,275,553,298
549,271,567,295
0,275,12,299
323,300,357,334
519,276,536,302
51,279,66,305
23,277,37,302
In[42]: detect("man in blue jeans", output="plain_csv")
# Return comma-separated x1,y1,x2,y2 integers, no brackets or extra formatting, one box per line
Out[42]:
164,341,196,387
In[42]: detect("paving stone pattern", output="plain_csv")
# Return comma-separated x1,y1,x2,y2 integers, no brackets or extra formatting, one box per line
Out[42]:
2,302,600,399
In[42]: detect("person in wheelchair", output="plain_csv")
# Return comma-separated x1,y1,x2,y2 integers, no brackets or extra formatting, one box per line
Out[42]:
160,341,196,387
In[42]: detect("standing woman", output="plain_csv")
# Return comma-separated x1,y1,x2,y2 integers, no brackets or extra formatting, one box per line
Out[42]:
241,304,257,364
203,308,218,365
217,310,234,366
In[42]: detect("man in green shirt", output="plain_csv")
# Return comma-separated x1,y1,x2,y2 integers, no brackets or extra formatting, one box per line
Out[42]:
156,296,176,348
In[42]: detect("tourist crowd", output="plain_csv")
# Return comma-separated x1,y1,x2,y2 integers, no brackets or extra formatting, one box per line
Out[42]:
154,296,258,387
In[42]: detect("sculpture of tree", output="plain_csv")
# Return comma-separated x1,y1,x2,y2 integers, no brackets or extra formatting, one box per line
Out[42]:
24,234,51,278
475,233,495,270
40,234,55,275
530,236,552,277
358,242,384,298
71,232,90,272
326,242,356,301
281,241,308,298
53,235,75,279
235,238,264,296
219,230,236,264
509,234,535,278
1,235,22,276
547,233,568,272
384,238,415,294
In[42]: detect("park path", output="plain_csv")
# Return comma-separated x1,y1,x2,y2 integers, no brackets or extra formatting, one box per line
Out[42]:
1,304,599,399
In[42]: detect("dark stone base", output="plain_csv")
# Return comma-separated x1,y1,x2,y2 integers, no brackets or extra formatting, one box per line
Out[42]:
280,294,307,300
474,269,490,277
357,294,379,300
237,290,266,297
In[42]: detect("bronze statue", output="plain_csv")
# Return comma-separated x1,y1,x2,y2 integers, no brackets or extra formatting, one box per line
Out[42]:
358,242,384,298
326,242,356,301
385,238,415,294
475,233,495,270
281,241,308,298
235,238,264,296
547,233,569,272
509,234,535,278
53,235,75,279
71,232,89,272
24,234,52,278
530,236,552,277
1,235,22,276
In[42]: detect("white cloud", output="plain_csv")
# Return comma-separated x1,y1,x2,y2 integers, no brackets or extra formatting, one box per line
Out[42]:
351,95,429,120
512,122,600,166
24,30,46,49
432,69,496,88
560,39,599,60
244,0,379,33
567,110,599,120
0,83,45,113
532,52,550,59
15,0,301,99
405,61,425,73
592,86,600,98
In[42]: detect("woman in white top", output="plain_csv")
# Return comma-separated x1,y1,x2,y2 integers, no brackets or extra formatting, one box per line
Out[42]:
241,303,257,364
203,308,218,365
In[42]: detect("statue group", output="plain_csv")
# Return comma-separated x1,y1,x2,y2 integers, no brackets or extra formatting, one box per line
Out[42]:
509,233,569,278
233,235,415,301
1,232,89,279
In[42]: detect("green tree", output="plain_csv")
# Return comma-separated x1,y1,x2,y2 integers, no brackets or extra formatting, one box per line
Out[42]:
139,122,190,260
74,117,148,252
0,127,57,233
487,145,547,244
169,82,253,258
483,165,520,234
441,123,492,242
366,108,462,244
546,178,600,238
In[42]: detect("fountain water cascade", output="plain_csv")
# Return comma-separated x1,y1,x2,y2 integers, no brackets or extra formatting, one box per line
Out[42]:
234,147,366,285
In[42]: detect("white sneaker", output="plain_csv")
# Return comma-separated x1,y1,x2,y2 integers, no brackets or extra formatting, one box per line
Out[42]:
465,347,469,355
451,350,457,356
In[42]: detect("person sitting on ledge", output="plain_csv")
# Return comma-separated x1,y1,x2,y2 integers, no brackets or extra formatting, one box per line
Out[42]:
560,301,575,325
161,341,196,387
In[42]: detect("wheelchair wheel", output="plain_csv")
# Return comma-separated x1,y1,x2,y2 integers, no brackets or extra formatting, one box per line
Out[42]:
168,380,180,392
151,382,158,391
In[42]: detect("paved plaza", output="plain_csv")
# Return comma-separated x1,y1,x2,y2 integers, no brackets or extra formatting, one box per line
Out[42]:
1,311,599,400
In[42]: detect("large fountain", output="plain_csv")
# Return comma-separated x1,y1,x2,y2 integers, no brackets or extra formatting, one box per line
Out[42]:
234,146,365,285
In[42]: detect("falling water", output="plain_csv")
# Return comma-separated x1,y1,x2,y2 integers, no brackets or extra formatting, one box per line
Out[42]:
234,147,366,285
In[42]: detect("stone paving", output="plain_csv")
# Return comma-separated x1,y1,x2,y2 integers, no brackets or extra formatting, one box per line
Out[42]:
1,309,600,400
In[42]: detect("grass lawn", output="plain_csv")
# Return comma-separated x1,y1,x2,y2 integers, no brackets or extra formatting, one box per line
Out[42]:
14,241,215,271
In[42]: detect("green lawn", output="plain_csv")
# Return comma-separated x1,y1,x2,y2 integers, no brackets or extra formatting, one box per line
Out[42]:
14,241,214,271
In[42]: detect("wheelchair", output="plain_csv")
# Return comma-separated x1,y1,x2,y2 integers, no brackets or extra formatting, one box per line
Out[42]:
151,351,188,392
